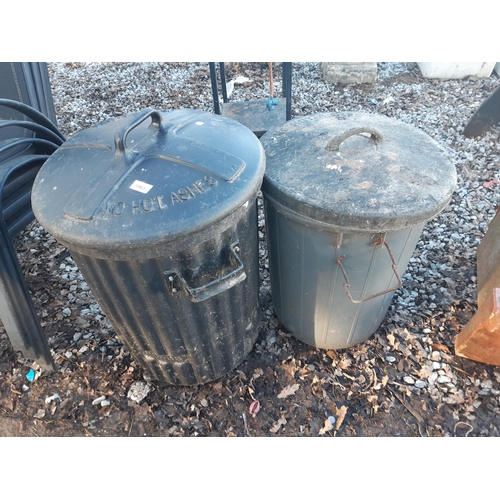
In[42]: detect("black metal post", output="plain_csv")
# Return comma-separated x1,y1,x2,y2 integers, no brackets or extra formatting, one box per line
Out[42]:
282,62,292,121
209,63,221,115
219,63,229,103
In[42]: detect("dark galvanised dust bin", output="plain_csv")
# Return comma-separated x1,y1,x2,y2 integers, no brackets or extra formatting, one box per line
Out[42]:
260,112,457,350
31,108,265,385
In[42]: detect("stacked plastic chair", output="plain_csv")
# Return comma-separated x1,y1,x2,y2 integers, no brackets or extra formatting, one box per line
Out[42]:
0,63,65,371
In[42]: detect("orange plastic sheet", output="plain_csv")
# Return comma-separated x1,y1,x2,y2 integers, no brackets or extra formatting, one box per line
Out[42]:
455,206,500,365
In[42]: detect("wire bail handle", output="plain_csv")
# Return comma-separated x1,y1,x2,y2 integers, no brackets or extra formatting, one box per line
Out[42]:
336,239,402,304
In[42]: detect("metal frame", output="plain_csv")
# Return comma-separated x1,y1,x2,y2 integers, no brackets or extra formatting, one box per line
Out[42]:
0,63,60,371
0,155,56,371
209,62,293,121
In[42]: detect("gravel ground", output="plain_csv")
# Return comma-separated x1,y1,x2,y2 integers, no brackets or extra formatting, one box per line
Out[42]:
1,62,500,438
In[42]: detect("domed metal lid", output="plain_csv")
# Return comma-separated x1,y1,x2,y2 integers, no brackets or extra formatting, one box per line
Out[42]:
261,112,457,232
32,108,265,258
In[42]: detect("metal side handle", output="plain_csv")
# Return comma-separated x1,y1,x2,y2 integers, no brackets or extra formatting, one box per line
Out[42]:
165,242,246,302
336,240,402,304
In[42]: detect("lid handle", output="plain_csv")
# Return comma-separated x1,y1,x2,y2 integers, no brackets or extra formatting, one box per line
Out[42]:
114,108,166,161
325,127,384,152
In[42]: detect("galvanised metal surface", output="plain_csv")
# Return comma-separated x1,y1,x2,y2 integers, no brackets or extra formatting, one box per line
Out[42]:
32,107,265,384
71,203,259,385
261,112,456,349
261,112,457,233
264,198,424,348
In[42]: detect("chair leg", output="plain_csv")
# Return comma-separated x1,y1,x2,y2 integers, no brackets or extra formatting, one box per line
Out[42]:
0,221,56,371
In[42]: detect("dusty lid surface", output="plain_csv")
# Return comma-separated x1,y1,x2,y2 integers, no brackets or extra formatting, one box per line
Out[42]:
32,108,265,256
261,112,457,232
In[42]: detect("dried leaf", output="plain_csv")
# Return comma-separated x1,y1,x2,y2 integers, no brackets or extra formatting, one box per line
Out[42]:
418,364,434,379
318,418,334,435
387,333,396,347
397,358,405,372
338,357,352,370
121,373,135,382
326,350,338,361
277,383,299,399
397,343,407,356
269,415,287,433
34,409,46,419
381,375,389,387
282,360,298,378
334,405,348,431
269,422,281,433
400,328,412,341
432,342,451,354
212,382,223,392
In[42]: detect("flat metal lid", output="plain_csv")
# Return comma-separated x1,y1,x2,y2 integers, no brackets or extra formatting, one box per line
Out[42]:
261,112,457,232
32,108,265,255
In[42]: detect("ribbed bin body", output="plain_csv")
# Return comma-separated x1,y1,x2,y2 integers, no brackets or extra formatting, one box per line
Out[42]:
71,202,259,385
32,107,266,384
264,198,423,348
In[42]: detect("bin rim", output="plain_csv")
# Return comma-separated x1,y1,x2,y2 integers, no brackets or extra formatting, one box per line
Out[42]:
32,108,266,260
261,111,457,233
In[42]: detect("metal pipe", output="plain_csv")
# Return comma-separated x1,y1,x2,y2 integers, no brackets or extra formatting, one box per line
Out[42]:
219,63,228,103
209,63,220,115
269,62,274,98
282,62,292,121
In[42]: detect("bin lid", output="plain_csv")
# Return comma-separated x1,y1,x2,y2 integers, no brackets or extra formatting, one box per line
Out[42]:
32,108,265,258
261,112,457,232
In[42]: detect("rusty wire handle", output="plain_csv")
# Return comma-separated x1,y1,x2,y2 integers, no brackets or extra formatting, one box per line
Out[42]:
326,127,384,152
336,241,402,304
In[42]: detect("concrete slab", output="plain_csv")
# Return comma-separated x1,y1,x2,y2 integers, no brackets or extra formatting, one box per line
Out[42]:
321,62,378,84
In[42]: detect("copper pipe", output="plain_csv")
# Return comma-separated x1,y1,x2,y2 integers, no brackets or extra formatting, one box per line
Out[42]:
268,62,274,98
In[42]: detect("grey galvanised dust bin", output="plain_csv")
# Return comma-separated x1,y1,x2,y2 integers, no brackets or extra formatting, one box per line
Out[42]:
31,108,265,385
260,112,457,349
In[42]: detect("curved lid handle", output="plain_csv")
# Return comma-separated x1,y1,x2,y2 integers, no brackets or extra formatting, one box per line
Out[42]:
114,108,166,162
325,127,383,152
